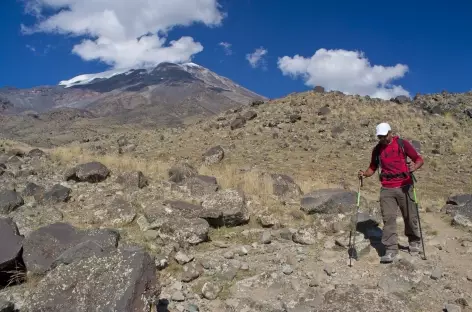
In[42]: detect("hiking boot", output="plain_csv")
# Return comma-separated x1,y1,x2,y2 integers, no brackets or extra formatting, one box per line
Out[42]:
409,241,421,255
380,251,397,263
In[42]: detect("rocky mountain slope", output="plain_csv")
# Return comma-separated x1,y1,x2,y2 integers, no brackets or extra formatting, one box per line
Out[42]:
0,62,266,141
0,88,472,312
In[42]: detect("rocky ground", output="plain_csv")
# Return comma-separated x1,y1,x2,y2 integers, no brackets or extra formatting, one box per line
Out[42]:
1,88,472,312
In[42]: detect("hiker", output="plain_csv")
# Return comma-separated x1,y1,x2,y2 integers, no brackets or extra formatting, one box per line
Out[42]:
358,122,424,263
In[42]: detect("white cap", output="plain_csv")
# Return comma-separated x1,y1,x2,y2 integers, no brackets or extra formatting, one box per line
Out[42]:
375,122,391,136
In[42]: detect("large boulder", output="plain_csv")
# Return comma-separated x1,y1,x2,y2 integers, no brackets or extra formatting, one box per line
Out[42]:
65,162,110,183
0,190,24,214
201,189,250,227
10,205,63,236
143,206,210,246
22,222,119,274
0,218,24,287
300,189,359,214
21,246,159,312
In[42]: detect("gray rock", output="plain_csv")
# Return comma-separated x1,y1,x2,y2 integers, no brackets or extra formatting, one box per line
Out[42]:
313,86,325,93
22,222,119,274
201,189,250,227
42,184,72,203
446,194,472,206
393,95,411,104
261,231,272,244
27,148,46,158
174,251,194,265
177,175,219,197
282,265,293,275
243,110,257,121
168,163,198,183
0,190,24,214
185,304,199,312
181,262,204,282
0,299,14,312
202,282,222,300
22,182,45,198
65,161,110,183
202,145,224,165
0,218,24,287
378,272,414,294
116,171,148,189
51,240,106,269
317,106,331,116
21,247,159,312
270,173,302,201
91,197,136,227
230,117,246,130
300,189,359,214
10,205,63,236
292,229,315,245
444,304,462,312
148,213,209,246
431,267,442,280
172,291,185,302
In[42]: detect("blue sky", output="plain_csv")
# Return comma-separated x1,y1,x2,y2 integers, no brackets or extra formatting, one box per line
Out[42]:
1,0,471,100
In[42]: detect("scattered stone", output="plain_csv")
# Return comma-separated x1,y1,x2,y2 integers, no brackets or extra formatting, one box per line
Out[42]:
282,264,293,275
168,163,198,183
313,86,325,93
201,282,222,300
213,241,229,248
230,117,246,130
178,175,219,197
42,184,72,203
0,190,24,214
65,161,110,183
292,229,315,245
393,95,411,104
0,218,24,287
241,262,249,271
223,251,234,259
27,148,45,158
455,298,469,307
258,214,278,228
21,247,159,312
175,251,194,264
270,173,303,201
261,231,272,244
243,110,257,121
181,262,204,282
116,171,148,189
172,291,186,302
202,145,225,165
431,267,443,280
22,182,45,198
324,265,335,276
318,106,331,116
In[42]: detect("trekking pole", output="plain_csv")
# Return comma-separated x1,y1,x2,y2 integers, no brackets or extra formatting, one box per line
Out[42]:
410,171,427,260
348,176,363,267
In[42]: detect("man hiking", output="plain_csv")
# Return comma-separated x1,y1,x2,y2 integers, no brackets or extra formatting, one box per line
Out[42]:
358,122,424,263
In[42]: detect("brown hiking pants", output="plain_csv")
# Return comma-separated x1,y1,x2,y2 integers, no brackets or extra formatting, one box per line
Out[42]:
380,184,421,252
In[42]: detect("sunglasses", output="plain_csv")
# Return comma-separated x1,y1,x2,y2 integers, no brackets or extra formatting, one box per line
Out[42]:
377,135,388,140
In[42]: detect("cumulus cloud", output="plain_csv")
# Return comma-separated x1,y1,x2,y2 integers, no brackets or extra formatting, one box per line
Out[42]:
219,42,232,55
246,47,268,69
21,0,225,69
277,48,410,99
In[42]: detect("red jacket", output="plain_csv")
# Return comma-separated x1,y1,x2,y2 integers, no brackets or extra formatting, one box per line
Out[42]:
369,136,423,188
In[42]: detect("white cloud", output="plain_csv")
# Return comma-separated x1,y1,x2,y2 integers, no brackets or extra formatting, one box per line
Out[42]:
277,48,410,99
246,47,268,69
219,42,232,55
26,44,36,52
21,0,225,69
